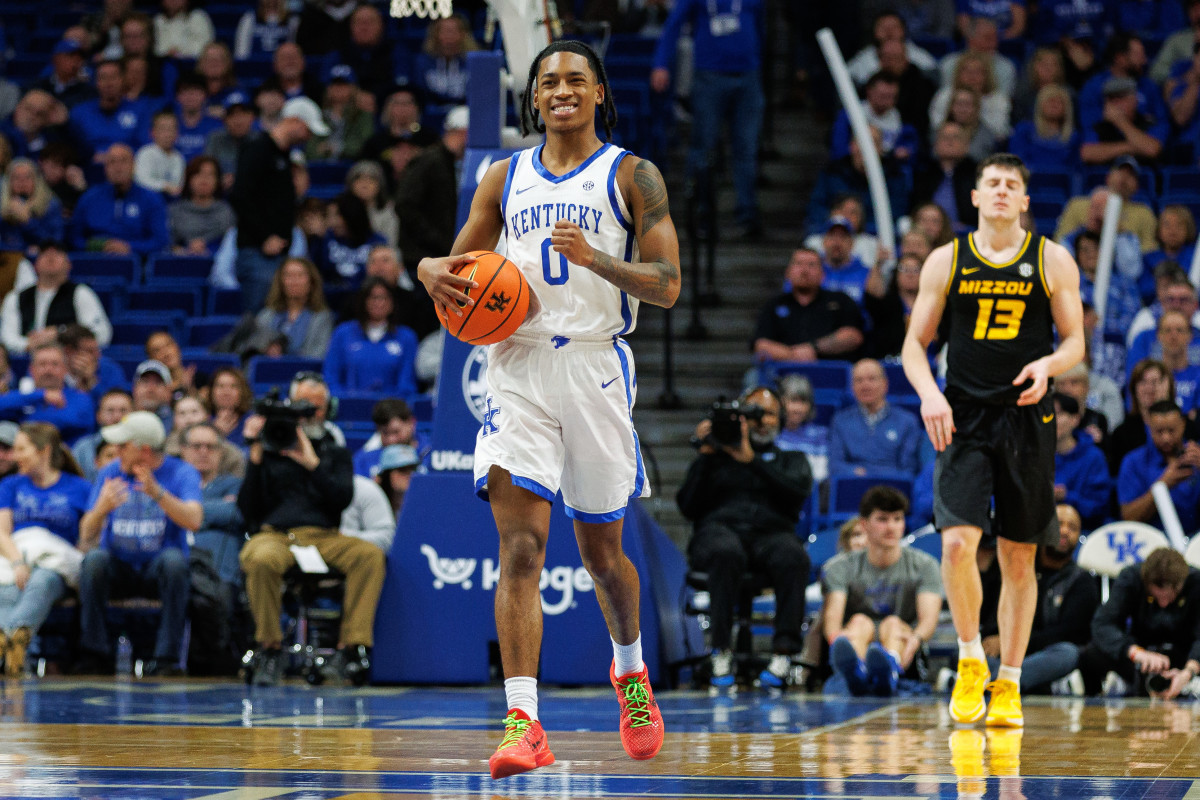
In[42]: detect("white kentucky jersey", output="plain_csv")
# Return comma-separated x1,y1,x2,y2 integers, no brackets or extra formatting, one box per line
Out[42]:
500,142,639,340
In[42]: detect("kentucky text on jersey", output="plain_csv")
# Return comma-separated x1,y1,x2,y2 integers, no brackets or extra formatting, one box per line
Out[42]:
508,203,606,241
956,280,1035,296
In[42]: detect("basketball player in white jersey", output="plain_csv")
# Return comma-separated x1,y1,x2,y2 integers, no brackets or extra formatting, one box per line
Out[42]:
418,41,681,779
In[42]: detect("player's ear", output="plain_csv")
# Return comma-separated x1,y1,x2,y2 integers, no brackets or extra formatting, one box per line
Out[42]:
970,188,979,209
595,82,604,107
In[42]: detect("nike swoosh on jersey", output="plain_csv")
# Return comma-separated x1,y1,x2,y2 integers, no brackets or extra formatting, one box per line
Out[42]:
962,267,980,274
602,377,619,389
1042,414,1054,423
515,185,535,194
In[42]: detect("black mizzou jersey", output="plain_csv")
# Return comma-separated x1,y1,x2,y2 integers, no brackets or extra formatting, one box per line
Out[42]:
943,231,1054,403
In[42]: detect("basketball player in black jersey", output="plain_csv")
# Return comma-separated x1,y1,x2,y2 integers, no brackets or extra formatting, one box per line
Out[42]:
901,153,1084,729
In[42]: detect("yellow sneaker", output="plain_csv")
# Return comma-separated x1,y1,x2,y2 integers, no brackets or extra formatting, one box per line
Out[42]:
986,728,1023,775
949,658,990,723
948,729,985,797
985,679,1023,728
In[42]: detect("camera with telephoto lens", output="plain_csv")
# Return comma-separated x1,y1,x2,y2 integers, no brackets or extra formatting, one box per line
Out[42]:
1146,672,1171,693
703,398,766,448
254,389,317,452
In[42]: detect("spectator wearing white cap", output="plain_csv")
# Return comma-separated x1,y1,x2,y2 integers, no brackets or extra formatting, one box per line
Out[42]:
395,106,467,297
76,410,203,676
0,342,95,443
230,93,328,311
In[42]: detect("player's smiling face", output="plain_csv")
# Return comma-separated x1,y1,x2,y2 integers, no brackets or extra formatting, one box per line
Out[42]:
972,165,1029,222
535,51,601,134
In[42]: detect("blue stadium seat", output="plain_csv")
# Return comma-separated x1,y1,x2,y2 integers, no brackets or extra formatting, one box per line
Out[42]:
336,392,385,423
1027,169,1074,202
179,349,240,377
308,160,352,186
760,360,851,407
146,255,214,282
69,254,138,283
823,472,915,528
246,355,324,393
343,428,373,453
410,395,434,422
110,312,185,347
1161,167,1200,199
884,363,916,397
207,287,243,316
184,316,242,348
123,286,202,316
308,184,343,200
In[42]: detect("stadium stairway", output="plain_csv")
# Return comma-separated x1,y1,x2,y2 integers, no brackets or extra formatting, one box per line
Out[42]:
627,57,827,549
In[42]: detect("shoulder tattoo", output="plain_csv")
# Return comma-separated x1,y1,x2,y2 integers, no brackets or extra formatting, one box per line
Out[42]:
633,160,669,235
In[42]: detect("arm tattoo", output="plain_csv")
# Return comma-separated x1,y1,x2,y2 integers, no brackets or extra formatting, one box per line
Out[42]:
589,250,675,305
634,160,669,235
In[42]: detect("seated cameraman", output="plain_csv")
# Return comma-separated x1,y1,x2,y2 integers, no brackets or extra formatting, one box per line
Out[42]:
676,386,813,689
237,374,384,687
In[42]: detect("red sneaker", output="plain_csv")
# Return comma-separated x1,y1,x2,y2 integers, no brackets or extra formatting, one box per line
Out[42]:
610,661,665,760
487,709,555,779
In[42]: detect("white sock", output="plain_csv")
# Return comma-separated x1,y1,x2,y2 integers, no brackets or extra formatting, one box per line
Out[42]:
504,676,538,721
998,665,1021,685
612,634,644,677
885,647,902,664
958,635,986,663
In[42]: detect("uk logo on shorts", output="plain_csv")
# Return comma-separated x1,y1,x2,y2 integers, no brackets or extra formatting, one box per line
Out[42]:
460,345,489,423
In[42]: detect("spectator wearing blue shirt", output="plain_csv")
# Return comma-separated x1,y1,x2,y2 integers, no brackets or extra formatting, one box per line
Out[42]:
1154,311,1200,416
1080,75,1166,167
956,0,1026,39
60,325,126,410
820,217,872,307
325,278,418,397
0,423,93,676
652,0,766,238
775,374,830,483
173,75,223,163
339,6,409,106
352,398,419,479
1035,0,1115,47
1079,33,1167,133
1117,400,1200,533
68,60,148,165
0,343,94,443
233,0,298,60
1074,230,1142,345
1008,85,1081,174
828,359,923,478
316,193,386,289
1142,208,1196,303
76,411,202,676
70,144,169,258
0,159,65,256
1126,310,1200,386
179,422,243,586
413,15,476,105
1052,393,1113,529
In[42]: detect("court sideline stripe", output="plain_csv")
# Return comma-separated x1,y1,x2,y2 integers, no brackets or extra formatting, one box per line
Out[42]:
189,790,295,800
1183,780,1200,799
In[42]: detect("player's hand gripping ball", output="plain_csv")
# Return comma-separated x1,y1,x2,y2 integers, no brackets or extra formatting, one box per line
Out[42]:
436,250,531,345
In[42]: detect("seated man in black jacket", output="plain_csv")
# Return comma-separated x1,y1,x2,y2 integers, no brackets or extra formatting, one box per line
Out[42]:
676,386,813,689
1079,547,1200,698
238,374,384,686
980,503,1099,693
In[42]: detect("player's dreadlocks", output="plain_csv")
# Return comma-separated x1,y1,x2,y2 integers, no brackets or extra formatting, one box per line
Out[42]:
520,40,618,141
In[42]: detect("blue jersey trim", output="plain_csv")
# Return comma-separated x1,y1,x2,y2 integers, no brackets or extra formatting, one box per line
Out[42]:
532,142,612,184
565,505,628,523
474,474,489,502
606,150,635,233
511,474,556,503
500,153,521,233
613,338,646,499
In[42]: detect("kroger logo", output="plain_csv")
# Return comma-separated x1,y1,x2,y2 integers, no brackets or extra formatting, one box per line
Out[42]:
419,543,594,615
461,345,489,424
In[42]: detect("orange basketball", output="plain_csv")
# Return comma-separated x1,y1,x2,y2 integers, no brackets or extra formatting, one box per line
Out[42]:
437,250,531,345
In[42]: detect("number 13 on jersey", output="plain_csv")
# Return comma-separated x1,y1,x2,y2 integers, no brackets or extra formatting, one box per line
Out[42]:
973,298,1025,340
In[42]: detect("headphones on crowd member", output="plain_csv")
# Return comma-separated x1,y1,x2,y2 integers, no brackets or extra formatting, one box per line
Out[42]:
291,371,339,421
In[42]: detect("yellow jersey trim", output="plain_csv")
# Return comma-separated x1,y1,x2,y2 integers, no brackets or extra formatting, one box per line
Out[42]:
944,238,960,296
1037,237,1051,297
967,231,1032,269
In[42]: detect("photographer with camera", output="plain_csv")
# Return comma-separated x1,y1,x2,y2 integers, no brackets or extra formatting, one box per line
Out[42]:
1078,547,1200,698
237,373,384,686
676,386,813,689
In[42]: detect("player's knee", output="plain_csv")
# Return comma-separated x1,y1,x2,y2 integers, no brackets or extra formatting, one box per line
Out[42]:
578,542,625,583
498,529,546,578
941,534,974,566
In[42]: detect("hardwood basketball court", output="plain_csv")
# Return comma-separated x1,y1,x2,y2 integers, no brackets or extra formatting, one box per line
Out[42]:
0,679,1196,798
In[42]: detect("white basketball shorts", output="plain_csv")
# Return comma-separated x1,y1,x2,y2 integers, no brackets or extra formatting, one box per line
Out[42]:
473,333,651,522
